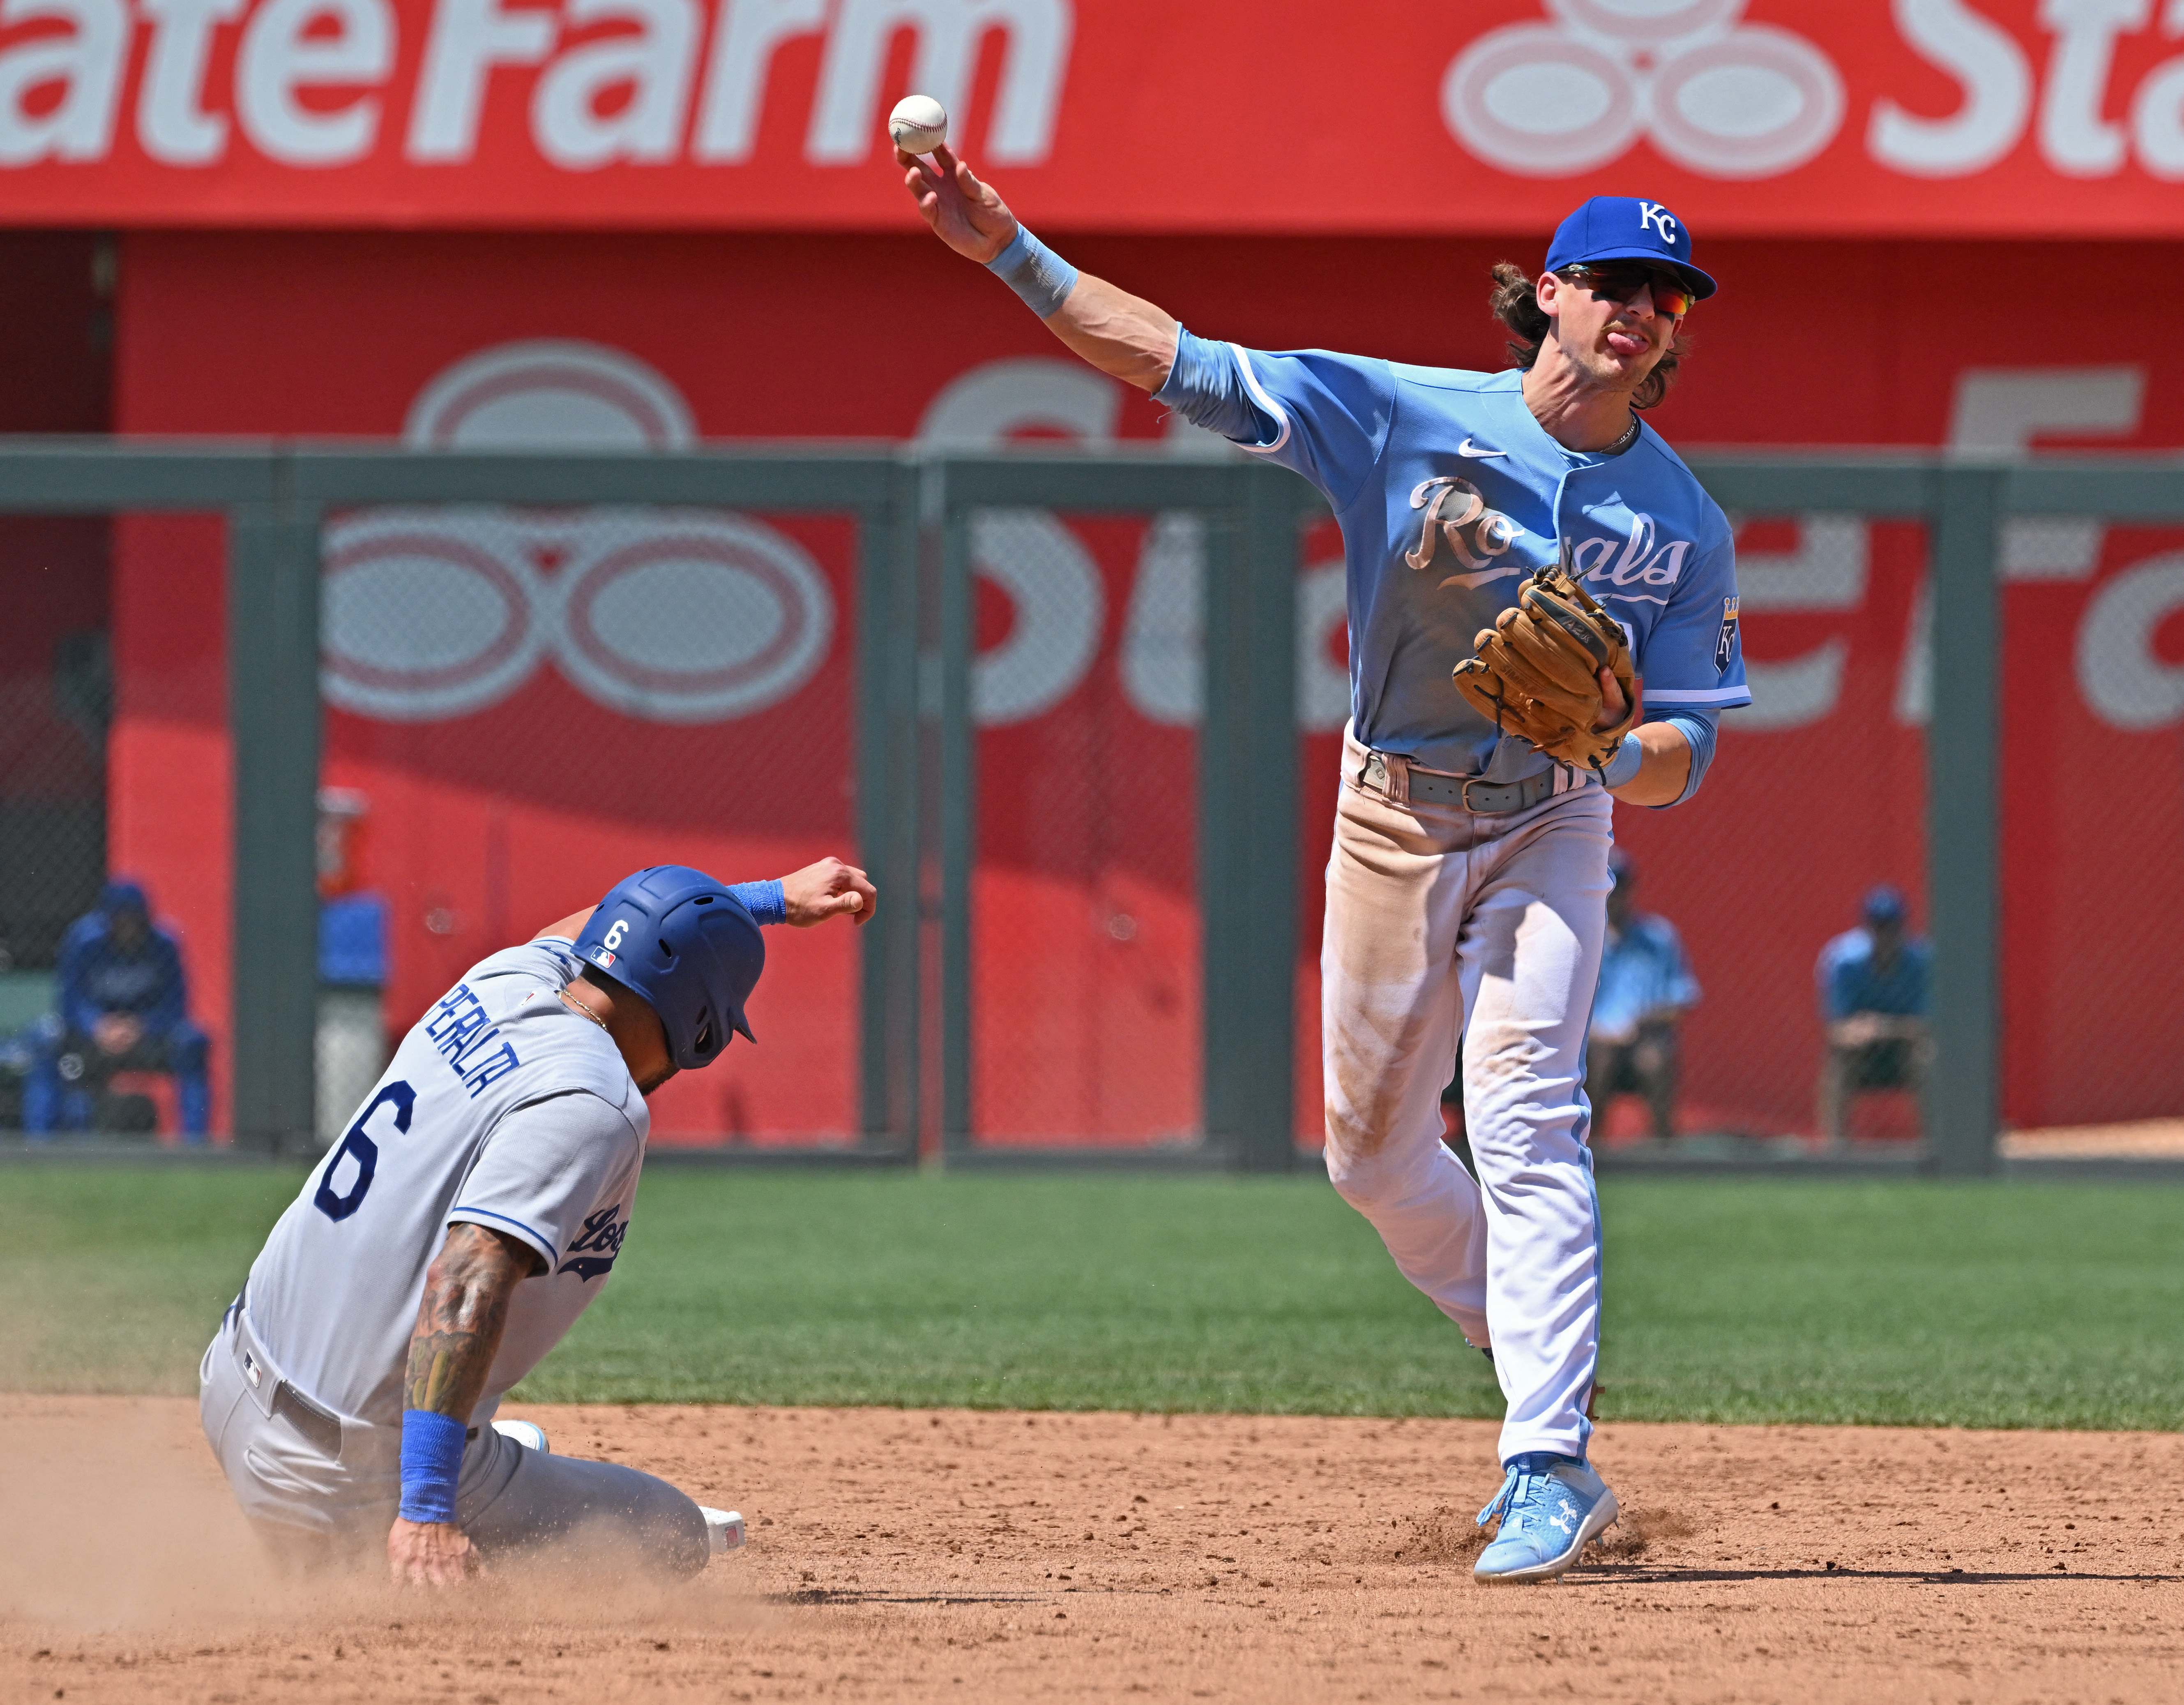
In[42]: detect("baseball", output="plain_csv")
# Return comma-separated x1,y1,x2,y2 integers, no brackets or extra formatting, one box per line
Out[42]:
889,94,948,155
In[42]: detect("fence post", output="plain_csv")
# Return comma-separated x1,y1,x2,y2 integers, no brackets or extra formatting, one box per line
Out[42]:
1201,464,1299,1172
858,463,924,1154
935,508,976,1154
227,495,323,1154
1926,464,2004,1177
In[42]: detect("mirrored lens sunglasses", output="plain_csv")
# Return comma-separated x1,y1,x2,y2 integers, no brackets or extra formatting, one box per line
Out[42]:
1557,264,1696,317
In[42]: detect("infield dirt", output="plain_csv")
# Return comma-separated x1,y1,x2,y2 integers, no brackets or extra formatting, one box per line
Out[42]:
3,1395,2179,1704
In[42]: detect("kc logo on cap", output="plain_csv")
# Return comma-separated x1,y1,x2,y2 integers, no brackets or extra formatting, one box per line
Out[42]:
1544,195,1717,298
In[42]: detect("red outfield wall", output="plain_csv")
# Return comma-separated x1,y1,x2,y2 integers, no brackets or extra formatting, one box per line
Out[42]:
4,0,2184,234
107,228,2184,1142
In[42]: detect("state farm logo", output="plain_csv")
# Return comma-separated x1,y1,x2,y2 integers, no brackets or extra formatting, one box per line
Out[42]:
1443,0,1843,178
0,0,1071,169
321,341,833,724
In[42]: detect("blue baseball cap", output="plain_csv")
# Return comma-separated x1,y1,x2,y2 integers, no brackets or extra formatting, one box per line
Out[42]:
99,879,150,917
1544,196,1717,301
1862,885,1908,926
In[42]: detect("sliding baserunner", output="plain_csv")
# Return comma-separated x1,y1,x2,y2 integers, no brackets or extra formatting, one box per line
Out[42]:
201,858,873,1584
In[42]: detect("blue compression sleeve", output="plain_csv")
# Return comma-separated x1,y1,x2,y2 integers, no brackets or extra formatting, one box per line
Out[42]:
729,879,786,926
1657,711,1718,806
1155,327,1278,446
399,1409,467,1524
986,226,1078,318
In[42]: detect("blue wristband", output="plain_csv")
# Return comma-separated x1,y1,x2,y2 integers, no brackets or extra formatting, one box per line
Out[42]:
398,1409,467,1524
728,878,786,926
1602,731,1644,788
986,225,1078,318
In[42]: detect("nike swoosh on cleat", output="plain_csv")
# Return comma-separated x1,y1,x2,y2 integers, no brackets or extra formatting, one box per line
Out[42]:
1458,439,1508,459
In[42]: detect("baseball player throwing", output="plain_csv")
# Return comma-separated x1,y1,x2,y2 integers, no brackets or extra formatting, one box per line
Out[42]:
899,147,1746,1580
200,857,873,1583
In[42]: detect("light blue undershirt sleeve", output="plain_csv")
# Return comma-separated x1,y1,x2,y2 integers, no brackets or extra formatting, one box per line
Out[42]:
985,225,1079,318
1647,709,1717,808
729,879,786,926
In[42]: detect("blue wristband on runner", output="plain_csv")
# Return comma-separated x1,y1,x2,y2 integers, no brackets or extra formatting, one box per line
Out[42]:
728,879,786,926
398,1409,467,1524
986,225,1078,318
1601,731,1644,788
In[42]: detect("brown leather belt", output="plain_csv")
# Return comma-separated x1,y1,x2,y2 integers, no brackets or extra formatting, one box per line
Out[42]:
1356,750,1577,816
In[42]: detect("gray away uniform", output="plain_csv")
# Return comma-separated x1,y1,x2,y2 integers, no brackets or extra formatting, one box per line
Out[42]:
199,938,708,1574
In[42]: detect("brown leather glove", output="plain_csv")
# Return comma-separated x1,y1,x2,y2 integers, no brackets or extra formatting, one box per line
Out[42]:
1452,564,1640,775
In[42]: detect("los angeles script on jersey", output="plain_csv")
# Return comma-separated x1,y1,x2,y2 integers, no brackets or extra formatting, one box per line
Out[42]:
556,1205,629,1282
424,982,522,1098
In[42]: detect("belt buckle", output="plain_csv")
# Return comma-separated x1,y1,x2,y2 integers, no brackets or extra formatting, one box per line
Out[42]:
1461,776,1500,814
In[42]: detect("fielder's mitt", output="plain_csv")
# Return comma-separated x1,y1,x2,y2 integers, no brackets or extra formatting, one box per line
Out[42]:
1452,564,1639,775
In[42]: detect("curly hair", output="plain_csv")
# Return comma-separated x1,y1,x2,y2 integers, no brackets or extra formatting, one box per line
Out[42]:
1489,261,1687,412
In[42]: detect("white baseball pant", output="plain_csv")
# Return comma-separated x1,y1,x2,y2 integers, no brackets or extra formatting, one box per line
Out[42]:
199,1310,710,1576
1322,727,1611,1465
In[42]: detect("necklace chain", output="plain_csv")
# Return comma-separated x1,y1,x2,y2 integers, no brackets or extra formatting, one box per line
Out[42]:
1608,413,1640,453
559,987,611,1035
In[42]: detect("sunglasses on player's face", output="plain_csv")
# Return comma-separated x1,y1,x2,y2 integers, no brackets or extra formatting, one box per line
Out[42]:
1555,263,1696,318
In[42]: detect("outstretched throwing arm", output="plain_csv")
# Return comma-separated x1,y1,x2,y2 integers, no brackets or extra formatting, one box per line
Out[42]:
898,145,1178,392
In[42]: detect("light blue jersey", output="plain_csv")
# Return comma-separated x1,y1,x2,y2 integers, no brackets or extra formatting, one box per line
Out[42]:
1157,337,1748,787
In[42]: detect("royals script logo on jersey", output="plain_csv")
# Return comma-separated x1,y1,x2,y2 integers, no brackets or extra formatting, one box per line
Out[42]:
1407,475,1530,591
556,1204,629,1282
1568,513,1695,596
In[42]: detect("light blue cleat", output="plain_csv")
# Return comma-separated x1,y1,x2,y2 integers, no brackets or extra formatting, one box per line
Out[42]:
1473,1453,1619,1583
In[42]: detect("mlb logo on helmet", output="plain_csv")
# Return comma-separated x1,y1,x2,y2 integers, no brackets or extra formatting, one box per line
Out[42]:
1544,196,1719,300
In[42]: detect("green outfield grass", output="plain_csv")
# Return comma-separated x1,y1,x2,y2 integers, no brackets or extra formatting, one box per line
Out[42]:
5,1163,2181,1429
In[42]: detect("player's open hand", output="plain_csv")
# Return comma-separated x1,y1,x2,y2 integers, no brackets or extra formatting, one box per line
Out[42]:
780,857,876,927
387,1518,486,1587
898,143,1016,264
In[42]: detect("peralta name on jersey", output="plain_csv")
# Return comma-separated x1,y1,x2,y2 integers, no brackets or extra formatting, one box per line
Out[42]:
425,983,523,1098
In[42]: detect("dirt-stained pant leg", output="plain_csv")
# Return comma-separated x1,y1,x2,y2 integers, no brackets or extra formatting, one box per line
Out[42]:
200,1316,707,1578
1320,761,1492,1350
461,1424,711,1578
1320,731,1611,1465
1454,791,1612,1464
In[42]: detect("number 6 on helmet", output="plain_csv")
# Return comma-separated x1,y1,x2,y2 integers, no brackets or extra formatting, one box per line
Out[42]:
574,867,765,1068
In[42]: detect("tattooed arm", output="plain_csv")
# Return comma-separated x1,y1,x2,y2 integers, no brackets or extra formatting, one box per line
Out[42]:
387,1222,543,1586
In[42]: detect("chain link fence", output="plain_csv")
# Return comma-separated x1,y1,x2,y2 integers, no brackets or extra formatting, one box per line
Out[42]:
1998,520,2184,1157
315,501,864,1148
0,518,115,1133
961,510,1202,1147
1,444,2175,1170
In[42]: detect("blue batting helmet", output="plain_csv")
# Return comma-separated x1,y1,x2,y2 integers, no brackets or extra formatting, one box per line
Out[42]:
574,866,763,1069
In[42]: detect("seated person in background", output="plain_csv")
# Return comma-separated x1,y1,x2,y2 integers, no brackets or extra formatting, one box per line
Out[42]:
1815,884,1932,1150
1585,850,1700,1142
24,879,210,1141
